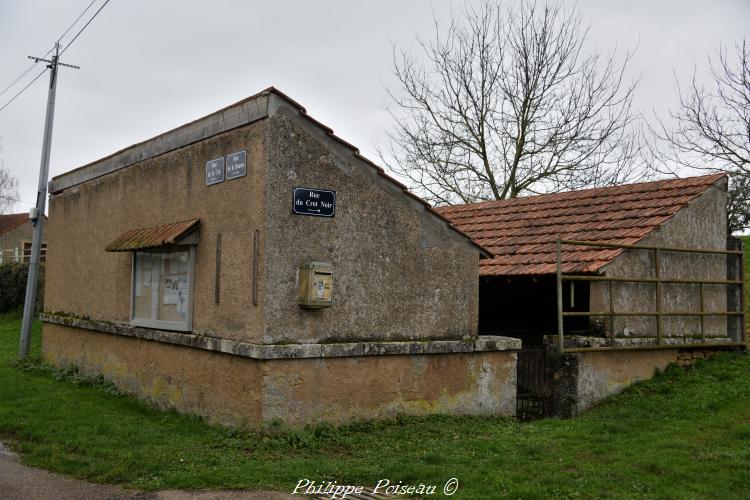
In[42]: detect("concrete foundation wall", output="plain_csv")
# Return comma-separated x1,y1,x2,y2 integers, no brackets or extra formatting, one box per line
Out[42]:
43,324,517,426
591,181,729,339
548,347,729,416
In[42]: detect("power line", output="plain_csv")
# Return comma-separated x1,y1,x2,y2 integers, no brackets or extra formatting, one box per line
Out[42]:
0,0,111,110
0,46,54,98
0,64,40,98
2,44,80,115
0,68,48,114
60,0,111,56
56,0,99,44
0,0,97,98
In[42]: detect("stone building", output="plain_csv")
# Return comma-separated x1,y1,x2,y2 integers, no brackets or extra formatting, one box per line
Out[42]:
438,174,743,416
41,88,520,427
0,213,47,264
41,87,742,424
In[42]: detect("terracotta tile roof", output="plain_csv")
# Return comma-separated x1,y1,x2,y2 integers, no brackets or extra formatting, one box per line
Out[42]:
436,174,727,276
0,213,28,236
105,218,200,252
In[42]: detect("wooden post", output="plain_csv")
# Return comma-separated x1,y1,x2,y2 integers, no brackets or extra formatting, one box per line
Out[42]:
655,248,662,344
557,237,564,352
699,282,704,343
214,234,221,304
609,279,614,337
252,230,259,306
740,251,746,344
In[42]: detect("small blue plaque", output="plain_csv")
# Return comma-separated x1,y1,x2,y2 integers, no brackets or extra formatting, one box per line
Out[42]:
206,158,225,185
226,151,247,180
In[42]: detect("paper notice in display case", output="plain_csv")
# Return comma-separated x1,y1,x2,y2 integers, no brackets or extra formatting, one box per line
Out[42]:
176,277,188,314
168,255,179,275
135,263,143,297
141,255,152,287
163,277,179,305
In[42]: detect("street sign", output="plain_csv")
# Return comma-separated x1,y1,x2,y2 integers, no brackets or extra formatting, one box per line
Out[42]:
292,187,336,217
226,151,247,180
205,158,225,185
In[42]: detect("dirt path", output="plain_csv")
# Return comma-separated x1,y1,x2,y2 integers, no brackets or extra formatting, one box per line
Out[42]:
0,443,294,500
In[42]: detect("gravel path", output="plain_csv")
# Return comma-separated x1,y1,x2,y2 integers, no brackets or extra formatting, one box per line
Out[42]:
0,442,295,500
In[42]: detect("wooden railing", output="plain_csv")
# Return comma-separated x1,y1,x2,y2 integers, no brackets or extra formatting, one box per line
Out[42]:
555,238,746,353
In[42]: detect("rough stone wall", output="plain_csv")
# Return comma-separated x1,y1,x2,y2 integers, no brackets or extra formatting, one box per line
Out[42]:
545,347,730,416
43,324,517,426
46,94,482,346
590,181,729,339
262,99,481,344
673,349,719,367
0,221,33,263
573,349,679,413
547,352,579,418
40,91,509,428
45,120,268,343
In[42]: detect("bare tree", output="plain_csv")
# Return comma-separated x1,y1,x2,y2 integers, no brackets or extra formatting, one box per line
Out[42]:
381,0,647,206
651,39,750,233
0,138,19,215
727,173,750,234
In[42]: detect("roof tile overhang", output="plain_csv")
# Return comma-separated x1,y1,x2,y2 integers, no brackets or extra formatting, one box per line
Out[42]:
437,173,727,276
0,213,30,236
105,218,200,252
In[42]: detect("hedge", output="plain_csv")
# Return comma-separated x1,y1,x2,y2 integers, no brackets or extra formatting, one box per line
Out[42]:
0,262,45,313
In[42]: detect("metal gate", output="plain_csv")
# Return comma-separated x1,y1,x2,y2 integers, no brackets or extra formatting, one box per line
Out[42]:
516,348,552,420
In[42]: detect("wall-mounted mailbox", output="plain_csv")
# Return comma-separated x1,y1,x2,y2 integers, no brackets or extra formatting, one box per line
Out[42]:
299,262,333,308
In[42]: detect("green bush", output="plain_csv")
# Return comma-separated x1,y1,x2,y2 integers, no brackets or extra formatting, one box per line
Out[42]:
0,262,44,313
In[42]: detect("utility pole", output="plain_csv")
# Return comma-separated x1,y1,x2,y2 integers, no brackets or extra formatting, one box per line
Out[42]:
19,42,78,358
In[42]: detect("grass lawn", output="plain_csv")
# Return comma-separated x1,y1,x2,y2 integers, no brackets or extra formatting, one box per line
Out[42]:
0,314,748,498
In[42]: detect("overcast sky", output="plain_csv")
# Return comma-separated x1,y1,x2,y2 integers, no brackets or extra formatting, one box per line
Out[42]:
0,0,748,214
